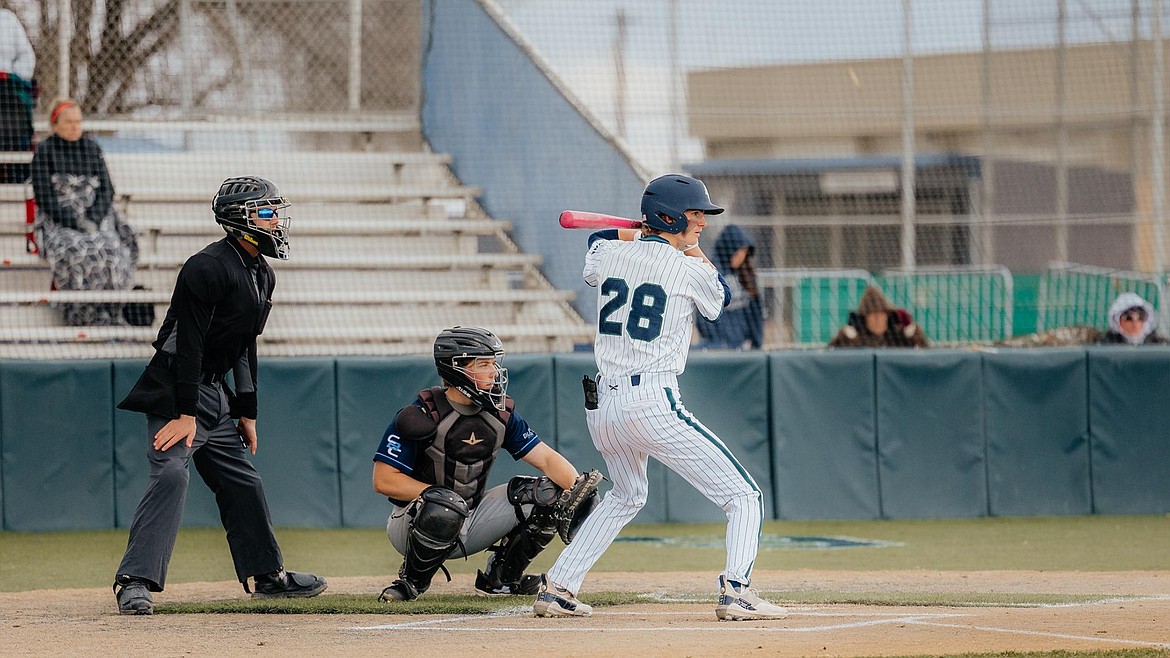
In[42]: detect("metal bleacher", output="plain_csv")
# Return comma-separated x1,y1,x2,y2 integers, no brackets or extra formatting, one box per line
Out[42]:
0,129,592,358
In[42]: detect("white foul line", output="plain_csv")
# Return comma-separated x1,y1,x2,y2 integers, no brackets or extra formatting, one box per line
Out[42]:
352,612,958,633
904,619,1170,649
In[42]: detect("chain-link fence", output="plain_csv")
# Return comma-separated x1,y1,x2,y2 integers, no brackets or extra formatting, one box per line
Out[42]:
490,0,1170,346
3,0,1170,356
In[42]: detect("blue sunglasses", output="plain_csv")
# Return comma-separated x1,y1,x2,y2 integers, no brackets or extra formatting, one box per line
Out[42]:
256,208,279,219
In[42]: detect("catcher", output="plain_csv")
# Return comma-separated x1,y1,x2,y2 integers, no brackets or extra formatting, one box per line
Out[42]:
372,326,601,601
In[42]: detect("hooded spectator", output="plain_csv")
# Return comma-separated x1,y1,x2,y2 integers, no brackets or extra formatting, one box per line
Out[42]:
828,285,928,348
695,224,764,349
1098,292,1167,346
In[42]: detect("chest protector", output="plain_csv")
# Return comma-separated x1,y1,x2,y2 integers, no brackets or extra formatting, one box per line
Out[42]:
416,386,513,507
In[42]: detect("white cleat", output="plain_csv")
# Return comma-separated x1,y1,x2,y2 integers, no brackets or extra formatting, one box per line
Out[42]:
532,574,593,617
715,575,789,621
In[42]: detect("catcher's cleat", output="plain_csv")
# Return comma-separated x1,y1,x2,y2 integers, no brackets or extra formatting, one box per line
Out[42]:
473,570,541,597
532,574,592,617
378,579,421,602
113,575,154,615
251,569,327,599
715,575,788,621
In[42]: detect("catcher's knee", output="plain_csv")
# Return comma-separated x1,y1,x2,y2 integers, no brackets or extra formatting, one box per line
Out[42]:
412,486,469,544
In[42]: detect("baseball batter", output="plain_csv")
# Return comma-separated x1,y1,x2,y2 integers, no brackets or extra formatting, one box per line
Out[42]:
534,174,788,621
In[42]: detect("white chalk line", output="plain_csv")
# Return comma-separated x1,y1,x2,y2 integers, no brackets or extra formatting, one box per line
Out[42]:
352,613,954,633
903,619,1170,649
643,592,1170,608
349,596,1170,647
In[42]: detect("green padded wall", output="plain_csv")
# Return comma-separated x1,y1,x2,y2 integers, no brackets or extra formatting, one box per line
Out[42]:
4,349,1170,531
1087,347,1170,514
336,356,435,528
668,352,774,522
771,350,880,520
876,350,987,518
114,359,251,528
251,359,340,527
1,361,115,530
553,353,667,523
983,349,1091,516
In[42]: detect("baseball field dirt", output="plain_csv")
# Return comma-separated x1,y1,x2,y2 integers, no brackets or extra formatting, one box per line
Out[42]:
3,570,1167,656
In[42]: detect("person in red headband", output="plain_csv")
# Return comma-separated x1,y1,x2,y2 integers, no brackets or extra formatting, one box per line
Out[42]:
30,99,140,326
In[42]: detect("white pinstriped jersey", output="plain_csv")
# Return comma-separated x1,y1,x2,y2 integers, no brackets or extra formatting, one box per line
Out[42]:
584,235,725,376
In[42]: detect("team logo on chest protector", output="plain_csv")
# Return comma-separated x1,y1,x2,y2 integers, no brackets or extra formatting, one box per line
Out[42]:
418,387,510,507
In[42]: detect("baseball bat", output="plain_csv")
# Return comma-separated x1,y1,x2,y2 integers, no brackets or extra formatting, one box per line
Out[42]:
559,210,642,230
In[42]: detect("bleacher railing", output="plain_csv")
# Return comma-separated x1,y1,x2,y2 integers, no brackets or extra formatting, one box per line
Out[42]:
757,269,875,346
878,266,1015,345
1037,262,1168,334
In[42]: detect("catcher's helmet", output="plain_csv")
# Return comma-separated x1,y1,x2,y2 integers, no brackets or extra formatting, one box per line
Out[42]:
213,176,292,260
434,326,509,411
640,173,724,235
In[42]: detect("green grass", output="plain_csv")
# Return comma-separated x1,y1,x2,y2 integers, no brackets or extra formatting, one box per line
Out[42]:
155,590,1110,615
157,591,651,615
2,515,1167,592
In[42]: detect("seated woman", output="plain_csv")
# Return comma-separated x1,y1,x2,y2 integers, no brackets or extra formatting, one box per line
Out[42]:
828,285,928,348
1098,292,1167,346
31,99,137,326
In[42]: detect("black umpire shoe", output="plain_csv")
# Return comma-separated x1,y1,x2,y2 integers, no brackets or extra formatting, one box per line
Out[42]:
114,575,154,615
473,570,541,597
251,569,327,599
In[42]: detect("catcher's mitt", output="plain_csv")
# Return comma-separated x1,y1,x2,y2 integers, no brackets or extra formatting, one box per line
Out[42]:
554,469,603,544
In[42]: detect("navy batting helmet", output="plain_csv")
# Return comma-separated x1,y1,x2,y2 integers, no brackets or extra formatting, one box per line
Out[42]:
213,176,292,260
640,174,724,235
433,326,509,411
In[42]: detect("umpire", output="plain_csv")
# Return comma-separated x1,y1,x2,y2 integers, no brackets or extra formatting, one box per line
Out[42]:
113,176,326,615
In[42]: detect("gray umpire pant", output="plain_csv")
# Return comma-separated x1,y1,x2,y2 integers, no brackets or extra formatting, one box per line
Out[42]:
387,483,528,560
116,382,283,591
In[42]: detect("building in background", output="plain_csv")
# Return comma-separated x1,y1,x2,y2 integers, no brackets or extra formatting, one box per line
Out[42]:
686,41,1155,275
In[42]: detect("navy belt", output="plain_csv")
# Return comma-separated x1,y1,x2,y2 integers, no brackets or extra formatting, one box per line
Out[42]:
201,371,224,385
630,374,641,386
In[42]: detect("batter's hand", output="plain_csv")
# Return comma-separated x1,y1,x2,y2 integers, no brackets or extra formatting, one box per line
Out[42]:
237,417,258,455
154,414,197,452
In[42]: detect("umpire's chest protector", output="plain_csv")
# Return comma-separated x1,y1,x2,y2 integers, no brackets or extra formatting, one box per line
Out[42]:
417,387,510,507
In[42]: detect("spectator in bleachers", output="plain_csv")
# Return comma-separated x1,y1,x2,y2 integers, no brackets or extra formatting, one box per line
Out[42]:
696,224,764,349
0,7,36,183
1098,292,1168,346
31,99,138,326
828,285,929,348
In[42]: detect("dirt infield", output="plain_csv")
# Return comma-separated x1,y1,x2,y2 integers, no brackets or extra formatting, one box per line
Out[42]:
3,571,1168,657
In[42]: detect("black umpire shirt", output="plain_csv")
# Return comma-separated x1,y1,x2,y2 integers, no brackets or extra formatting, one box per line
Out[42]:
152,236,275,418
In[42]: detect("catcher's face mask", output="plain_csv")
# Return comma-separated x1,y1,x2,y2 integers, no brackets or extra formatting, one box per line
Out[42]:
450,357,509,411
